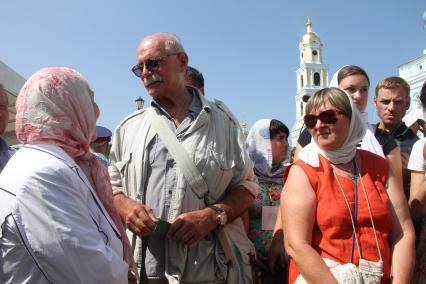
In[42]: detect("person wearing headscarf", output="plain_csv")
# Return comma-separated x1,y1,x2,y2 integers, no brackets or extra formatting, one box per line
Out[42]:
282,87,415,283
245,119,289,283
329,65,385,157
295,65,399,160
0,67,137,283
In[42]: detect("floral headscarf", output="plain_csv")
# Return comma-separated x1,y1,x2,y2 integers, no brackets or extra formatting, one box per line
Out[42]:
16,67,134,272
245,119,286,184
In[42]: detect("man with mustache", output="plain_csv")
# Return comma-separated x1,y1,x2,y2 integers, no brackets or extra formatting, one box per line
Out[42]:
374,76,419,200
109,33,258,283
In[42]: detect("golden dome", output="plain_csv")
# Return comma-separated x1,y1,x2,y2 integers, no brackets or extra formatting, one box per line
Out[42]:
299,18,321,45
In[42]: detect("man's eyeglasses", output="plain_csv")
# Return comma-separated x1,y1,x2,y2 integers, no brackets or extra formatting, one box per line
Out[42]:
131,53,179,77
304,109,345,129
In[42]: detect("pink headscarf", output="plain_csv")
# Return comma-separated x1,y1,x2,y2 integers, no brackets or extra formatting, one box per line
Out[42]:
16,67,134,272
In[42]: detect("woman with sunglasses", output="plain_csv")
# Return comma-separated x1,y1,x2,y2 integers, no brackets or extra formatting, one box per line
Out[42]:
245,119,289,283
295,66,400,168
281,87,415,283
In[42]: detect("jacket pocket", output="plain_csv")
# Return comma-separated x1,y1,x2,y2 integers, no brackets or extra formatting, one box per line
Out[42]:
181,234,227,283
201,149,233,201
115,153,132,190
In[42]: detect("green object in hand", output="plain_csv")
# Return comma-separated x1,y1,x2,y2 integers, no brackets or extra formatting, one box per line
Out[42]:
154,219,171,235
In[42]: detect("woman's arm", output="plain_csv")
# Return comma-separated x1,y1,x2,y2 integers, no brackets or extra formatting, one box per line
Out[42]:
408,140,426,220
281,165,338,284
387,147,403,195
386,162,416,283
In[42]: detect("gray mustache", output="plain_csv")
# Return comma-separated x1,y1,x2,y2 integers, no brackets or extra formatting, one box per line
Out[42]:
144,74,163,87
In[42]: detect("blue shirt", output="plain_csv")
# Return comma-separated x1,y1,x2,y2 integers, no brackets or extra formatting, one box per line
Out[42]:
144,89,202,279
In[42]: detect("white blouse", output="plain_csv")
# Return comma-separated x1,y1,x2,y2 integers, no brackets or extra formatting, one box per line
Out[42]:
408,137,426,172
0,144,128,284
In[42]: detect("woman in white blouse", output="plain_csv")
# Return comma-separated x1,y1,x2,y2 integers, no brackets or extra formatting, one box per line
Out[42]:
408,80,426,284
0,67,137,283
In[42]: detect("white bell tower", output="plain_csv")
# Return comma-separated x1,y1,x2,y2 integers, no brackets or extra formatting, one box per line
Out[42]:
290,19,329,146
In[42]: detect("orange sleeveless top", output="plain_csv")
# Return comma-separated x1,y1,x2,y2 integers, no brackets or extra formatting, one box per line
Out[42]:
287,150,392,284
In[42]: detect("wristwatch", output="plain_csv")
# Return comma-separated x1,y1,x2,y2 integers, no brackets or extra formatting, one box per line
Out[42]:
208,205,227,226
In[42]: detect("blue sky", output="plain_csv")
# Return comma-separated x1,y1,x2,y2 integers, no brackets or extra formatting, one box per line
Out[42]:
1,1,425,145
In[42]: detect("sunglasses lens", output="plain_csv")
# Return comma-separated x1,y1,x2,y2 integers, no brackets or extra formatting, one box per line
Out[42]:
131,65,141,77
319,110,338,124
304,110,340,129
304,115,317,129
145,59,159,71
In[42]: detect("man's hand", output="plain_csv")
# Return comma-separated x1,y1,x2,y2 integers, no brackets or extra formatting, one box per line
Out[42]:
168,208,217,245
113,194,157,236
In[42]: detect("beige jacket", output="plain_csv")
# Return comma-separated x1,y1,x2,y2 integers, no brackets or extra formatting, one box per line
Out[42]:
109,92,258,283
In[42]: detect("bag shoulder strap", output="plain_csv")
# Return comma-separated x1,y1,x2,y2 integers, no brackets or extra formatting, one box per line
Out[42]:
145,107,208,199
145,108,234,266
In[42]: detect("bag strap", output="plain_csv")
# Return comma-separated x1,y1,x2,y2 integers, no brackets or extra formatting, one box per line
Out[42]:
145,108,208,199
145,107,234,266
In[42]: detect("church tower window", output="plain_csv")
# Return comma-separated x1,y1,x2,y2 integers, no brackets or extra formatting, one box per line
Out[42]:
300,75,304,88
300,101,303,116
314,72,321,86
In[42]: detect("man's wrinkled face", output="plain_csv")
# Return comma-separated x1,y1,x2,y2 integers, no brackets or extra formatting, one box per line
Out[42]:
136,36,183,100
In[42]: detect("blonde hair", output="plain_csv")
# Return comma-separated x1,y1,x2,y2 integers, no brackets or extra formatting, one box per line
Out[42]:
306,87,352,119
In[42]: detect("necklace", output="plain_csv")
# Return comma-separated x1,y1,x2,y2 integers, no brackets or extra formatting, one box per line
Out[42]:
331,160,383,263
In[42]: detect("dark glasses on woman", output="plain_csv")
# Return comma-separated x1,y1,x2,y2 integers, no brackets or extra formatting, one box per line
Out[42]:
303,109,344,129
131,53,179,77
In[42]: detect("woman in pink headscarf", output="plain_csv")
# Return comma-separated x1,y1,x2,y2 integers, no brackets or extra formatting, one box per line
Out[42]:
0,67,137,283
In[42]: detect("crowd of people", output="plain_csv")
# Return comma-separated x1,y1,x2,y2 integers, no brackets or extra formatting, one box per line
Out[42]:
0,32,425,284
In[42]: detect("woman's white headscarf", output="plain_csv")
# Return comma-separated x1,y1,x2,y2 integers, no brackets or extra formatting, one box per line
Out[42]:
298,89,366,167
245,119,286,184
329,66,385,157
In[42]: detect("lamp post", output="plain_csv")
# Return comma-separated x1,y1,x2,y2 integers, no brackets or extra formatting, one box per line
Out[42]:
135,96,145,110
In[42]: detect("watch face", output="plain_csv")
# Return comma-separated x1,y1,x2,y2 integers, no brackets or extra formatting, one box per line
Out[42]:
219,212,227,225
209,205,227,225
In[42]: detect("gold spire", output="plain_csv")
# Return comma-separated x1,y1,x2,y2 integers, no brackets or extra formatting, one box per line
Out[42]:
300,18,321,45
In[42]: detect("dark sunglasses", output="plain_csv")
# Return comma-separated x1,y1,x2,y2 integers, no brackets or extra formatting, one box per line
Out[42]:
131,53,179,77
304,109,345,129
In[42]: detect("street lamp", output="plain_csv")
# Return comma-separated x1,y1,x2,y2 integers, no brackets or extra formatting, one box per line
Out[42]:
135,96,145,110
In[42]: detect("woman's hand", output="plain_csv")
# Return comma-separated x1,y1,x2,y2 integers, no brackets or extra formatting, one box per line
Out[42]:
268,229,288,274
